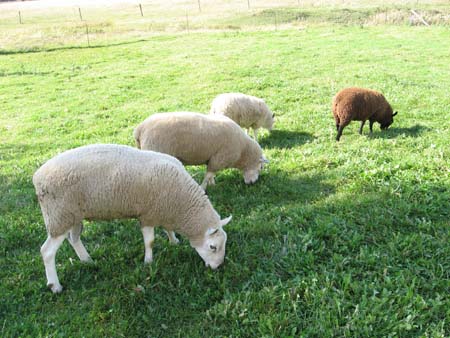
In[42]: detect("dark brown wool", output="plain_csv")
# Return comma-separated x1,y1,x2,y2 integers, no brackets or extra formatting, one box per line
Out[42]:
332,87,397,141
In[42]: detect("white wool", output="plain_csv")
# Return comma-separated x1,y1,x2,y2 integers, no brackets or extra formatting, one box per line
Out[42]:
134,112,265,188
33,144,220,239
34,144,231,292
210,93,274,138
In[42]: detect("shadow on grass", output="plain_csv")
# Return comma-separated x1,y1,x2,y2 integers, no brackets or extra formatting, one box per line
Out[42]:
54,179,449,337
6,160,449,338
205,169,335,216
260,129,315,149
0,70,52,77
373,124,430,139
0,38,150,55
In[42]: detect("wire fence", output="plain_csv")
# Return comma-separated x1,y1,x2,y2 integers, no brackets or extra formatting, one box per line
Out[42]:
0,0,448,51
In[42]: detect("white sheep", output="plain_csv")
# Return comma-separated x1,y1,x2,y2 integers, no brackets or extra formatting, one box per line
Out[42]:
134,112,268,190
210,93,275,141
33,144,232,293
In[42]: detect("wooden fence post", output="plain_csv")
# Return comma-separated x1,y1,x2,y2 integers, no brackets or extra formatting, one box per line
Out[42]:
139,4,144,17
247,0,250,10
186,11,190,33
18,11,22,24
198,0,201,12
78,7,83,21
410,9,430,26
85,24,90,46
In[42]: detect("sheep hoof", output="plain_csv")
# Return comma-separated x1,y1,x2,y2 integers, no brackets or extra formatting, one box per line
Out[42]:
144,258,153,264
244,178,257,185
48,283,63,293
81,257,93,263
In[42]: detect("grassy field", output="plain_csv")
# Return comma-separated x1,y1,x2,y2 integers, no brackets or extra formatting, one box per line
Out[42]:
1,0,450,51
1,0,450,337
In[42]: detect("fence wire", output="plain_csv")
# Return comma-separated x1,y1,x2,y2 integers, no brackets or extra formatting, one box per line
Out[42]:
0,0,448,52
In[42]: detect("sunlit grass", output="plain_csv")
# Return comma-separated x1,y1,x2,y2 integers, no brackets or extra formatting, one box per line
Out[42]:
0,2,449,337
1,0,450,52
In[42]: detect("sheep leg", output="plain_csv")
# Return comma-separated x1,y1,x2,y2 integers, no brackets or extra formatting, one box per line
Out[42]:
369,120,375,133
336,125,345,141
206,172,216,186
141,226,155,264
67,223,92,262
253,128,259,141
201,172,215,190
359,121,366,135
41,234,67,293
164,230,180,244
334,115,340,131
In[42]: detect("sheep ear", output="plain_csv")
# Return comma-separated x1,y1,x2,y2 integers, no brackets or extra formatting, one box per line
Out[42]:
219,215,232,227
392,111,398,117
208,228,219,236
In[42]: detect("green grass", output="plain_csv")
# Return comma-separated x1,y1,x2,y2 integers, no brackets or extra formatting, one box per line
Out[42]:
1,0,450,52
1,10,449,338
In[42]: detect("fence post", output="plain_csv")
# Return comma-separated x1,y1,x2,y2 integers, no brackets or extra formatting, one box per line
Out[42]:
247,0,250,10
85,24,90,47
18,11,22,24
78,7,83,21
198,0,201,12
139,4,144,17
410,9,430,26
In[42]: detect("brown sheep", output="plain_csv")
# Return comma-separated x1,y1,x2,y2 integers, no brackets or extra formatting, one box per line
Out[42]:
332,87,398,141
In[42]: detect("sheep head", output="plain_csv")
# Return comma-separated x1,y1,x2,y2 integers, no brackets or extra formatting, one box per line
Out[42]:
265,111,275,131
243,155,268,184
193,216,232,269
380,110,398,130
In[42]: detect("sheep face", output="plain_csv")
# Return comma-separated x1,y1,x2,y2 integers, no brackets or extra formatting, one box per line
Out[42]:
380,111,398,130
243,156,267,184
193,216,231,269
264,112,275,131
258,100,274,131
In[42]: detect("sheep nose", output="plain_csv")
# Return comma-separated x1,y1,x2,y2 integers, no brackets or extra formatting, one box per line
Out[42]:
210,263,221,270
208,260,224,270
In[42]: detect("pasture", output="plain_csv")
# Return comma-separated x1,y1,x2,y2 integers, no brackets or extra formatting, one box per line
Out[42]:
0,0,449,336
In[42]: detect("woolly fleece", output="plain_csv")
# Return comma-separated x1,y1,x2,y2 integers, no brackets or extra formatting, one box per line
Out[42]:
210,93,274,132
134,112,264,180
33,144,220,244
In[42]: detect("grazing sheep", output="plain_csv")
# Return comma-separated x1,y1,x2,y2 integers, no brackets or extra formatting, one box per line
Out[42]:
134,112,268,189
33,144,232,293
332,87,398,141
210,93,275,141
